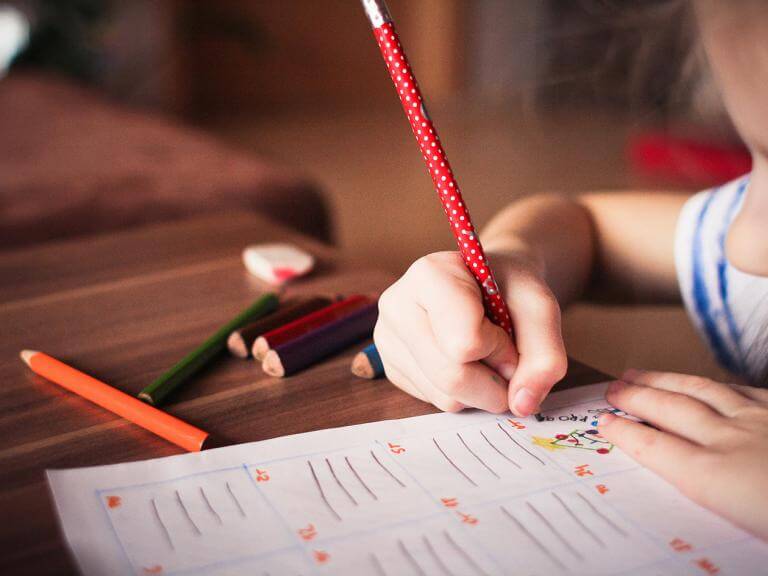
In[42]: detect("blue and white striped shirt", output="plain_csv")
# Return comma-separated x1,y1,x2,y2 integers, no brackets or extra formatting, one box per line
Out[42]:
675,175,768,386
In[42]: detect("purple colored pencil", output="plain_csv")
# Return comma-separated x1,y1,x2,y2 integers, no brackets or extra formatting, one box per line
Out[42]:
262,301,378,377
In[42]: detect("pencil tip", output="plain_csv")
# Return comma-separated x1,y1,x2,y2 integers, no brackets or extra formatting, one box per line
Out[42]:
351,352,374,379
20,350,38,366
227,332,249,359
262,350,285,378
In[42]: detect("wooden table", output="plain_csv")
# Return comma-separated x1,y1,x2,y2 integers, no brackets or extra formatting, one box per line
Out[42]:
0,214,606,574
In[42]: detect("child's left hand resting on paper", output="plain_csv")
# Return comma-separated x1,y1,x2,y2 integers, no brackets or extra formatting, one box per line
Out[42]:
598,369,768,541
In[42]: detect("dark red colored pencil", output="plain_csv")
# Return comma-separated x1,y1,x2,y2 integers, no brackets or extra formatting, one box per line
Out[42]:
252,294,370,360
262,301,378,377
227,296,333,358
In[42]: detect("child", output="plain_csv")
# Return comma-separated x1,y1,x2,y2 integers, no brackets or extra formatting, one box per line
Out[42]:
374,0,768,540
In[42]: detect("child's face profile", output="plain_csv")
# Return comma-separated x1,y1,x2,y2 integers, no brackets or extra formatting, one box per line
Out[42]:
695,0,768,275
696,1,768,159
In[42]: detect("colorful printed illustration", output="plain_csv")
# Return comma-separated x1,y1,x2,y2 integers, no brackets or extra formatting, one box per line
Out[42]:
532,429,614,455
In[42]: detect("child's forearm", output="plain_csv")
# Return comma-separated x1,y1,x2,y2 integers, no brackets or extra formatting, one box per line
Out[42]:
481,192,686,306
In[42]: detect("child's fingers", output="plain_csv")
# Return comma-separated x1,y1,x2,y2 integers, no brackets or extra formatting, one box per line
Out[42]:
622,369,754,417
374,321,465,412
384,303,509,413
733,384,768,405
505,276,568,416
597,413,709,501
606,381,726,445
407,253,519,378
407,254,495,358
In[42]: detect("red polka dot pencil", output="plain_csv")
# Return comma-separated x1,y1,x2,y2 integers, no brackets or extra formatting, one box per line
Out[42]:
360,0,513,336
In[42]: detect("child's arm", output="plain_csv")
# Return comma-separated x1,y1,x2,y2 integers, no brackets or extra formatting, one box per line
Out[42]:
482,192,687,305
375,192,688,415
599,370,768,542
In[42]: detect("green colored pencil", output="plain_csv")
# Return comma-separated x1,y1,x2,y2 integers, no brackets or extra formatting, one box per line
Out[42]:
139,293,279,405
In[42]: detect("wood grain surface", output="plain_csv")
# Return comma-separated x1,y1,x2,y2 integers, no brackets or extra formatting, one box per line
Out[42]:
0,213,608,574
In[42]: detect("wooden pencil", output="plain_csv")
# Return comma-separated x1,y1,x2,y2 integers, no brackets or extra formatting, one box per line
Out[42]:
262,301,378,377
251,294,370,361
21,350,209,452
139,292,279,405
227,296,332,358
351,343,385,379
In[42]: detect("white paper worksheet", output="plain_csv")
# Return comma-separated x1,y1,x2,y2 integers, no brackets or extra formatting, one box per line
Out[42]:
48,383,768,576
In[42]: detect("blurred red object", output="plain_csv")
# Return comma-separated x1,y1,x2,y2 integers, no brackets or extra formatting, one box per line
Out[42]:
628,131,752,186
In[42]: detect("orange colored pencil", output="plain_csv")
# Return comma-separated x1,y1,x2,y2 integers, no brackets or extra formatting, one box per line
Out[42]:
21,350,209,452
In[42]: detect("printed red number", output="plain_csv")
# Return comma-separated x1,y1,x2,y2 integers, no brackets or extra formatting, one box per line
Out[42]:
313,550,331,564
458,512,478,525
670,538,693,552
574,464,593,477
595,484,609,495
106,495,122,509
255,469,270,482
507,419,526,430
298,524,318,541
142,566,163,574
694,558,720,574
441,497,458,508
388,442,405,454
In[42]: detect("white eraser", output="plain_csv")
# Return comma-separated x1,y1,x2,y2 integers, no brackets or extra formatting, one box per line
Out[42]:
242,243,315,285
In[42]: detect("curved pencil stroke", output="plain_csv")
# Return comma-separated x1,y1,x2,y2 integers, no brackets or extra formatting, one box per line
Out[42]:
457,432,500,478
497,423,546,465
526,501,584,560
500,505,565,571
551,492,605,547
443,530,490,576
479,429,521,469
423,534,456,576
225,481,247,518
433,438,477,487
150,497,174,550
175,490,202,536
370,450,406,488
308,460,342,522
346,456,378,500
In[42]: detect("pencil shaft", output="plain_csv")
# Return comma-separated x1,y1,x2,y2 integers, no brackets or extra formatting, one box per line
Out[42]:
362,4,513,336
258,295,369,351
140,293,278,405
228,296,332,358
25,352,208,451
270,302,378,376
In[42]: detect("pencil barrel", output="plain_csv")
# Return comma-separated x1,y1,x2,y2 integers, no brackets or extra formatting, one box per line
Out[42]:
369,18,514,336
270,302,378,376
28,353,208,452
140,293,279,405
228,296,332,358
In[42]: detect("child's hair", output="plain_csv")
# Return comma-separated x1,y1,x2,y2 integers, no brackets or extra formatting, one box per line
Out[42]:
542,0,712,117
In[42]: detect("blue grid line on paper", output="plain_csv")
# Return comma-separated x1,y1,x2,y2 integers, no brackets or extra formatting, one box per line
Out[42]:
373,439,508,575
95,488,140,575
241,463,320,576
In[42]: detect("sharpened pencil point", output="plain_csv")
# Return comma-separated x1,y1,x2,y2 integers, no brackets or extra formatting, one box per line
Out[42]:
351,352,375,379
138,392,156,405
262,350,285,378
227,332,249,359
20,350,37,366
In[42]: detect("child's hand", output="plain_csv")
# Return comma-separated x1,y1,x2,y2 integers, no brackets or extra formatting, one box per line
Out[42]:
374,251,567,416
599,370,768,541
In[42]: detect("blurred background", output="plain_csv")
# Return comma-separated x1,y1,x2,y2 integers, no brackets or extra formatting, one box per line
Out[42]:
1,0,751,381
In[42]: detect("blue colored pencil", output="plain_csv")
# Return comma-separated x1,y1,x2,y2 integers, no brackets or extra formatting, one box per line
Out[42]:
351,343,384,379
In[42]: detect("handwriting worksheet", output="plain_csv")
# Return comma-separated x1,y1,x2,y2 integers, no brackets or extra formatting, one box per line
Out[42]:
48,383,768,576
